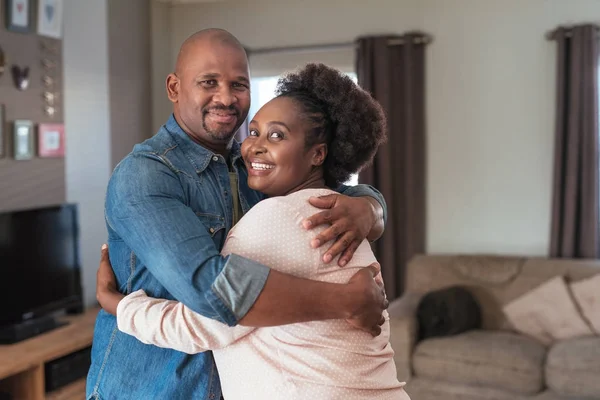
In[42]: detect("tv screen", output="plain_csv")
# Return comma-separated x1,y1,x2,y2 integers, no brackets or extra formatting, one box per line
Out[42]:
0,204,82,328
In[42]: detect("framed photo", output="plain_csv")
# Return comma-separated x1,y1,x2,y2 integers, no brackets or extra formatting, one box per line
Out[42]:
0,105,4,158
6,0,31,33
37,0,63,39
13,120,33,160
38,123,64,157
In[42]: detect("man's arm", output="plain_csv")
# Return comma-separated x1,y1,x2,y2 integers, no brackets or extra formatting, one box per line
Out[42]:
106,153,387,332
303,184,387,266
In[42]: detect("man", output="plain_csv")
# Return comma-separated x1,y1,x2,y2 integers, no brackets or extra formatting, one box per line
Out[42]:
87,29,388,400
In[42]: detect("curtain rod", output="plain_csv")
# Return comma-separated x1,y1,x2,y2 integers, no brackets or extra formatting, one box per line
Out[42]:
546,25,600,40
246,35,432,56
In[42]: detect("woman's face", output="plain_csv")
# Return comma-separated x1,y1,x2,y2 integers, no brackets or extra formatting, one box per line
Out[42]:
242,96,325,197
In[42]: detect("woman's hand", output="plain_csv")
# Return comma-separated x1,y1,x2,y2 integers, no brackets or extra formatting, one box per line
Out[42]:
96,244,125,316
303,194,384,266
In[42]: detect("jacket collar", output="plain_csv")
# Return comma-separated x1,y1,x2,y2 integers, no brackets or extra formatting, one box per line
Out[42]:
164,114,244,173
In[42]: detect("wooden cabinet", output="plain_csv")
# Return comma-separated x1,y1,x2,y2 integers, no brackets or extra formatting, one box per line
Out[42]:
0,308,99,400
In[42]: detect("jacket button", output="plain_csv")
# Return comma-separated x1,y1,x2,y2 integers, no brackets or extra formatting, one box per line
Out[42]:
209,228,215,233
212,156,218,161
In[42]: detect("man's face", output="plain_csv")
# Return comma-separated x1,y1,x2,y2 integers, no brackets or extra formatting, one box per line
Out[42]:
169,43,251,148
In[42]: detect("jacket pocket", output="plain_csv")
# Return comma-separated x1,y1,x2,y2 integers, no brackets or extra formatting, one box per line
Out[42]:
195,212,226,238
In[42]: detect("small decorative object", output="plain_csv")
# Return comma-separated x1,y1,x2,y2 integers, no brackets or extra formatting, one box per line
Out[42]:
37,0,63,39
44,105,56,117
42,75,54,87
0,47,5,77
11,65,29,90
6,0,31,33
13,119,33,160
38,123,64,157
0,105,5,158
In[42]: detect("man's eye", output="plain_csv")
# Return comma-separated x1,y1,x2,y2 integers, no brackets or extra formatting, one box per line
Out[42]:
233,82,248,89
200,80,217,86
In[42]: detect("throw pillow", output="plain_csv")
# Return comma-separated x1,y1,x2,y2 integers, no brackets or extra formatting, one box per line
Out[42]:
503,276,593,345
416,285,482,340
570,274,600,334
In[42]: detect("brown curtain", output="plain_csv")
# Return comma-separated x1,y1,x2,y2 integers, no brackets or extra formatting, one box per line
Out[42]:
549,25,600,259
356,34,428,300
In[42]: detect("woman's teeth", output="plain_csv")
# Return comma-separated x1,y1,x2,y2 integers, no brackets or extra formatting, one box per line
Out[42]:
251,163,274,170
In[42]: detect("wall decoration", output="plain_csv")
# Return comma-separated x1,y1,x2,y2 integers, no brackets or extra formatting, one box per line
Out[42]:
0,105,5,158
13,120,34,160
37,0,63,39
6,0,31,33
37,123,64,157
11,65,29,90
0,47,5,77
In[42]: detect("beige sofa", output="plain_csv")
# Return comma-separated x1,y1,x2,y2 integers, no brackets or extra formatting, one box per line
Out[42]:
388,254,600,400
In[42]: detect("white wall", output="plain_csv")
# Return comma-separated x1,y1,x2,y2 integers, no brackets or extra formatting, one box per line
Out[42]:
157,0,600,257
64,0,111,306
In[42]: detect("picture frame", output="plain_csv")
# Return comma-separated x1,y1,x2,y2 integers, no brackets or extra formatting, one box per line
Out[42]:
37,0,63,39
38,122,64,157
13,119,34,160
0,105,5,158
6,0,31,33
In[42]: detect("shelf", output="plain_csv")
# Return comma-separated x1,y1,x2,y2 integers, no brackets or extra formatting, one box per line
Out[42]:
0,308,99,400
46,378,86,400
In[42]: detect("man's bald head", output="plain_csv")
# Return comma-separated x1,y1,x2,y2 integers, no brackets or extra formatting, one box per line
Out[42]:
166,28,251,155
175,28,247,75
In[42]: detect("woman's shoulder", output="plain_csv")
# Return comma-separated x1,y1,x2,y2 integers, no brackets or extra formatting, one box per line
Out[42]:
264,188,337,216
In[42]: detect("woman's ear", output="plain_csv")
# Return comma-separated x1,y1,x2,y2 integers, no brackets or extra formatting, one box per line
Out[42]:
312,144,328,166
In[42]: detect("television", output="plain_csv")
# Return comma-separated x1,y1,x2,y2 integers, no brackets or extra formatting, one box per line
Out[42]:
0,203,83,343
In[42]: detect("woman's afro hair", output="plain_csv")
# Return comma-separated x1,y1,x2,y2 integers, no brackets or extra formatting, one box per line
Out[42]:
274,63,387,187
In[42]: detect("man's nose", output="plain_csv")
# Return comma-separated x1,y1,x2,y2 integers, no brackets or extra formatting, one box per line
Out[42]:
213,86,236,107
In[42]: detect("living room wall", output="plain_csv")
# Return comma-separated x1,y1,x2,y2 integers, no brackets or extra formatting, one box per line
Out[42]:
155,0,600,257
65,0,151,307
0,2,66,213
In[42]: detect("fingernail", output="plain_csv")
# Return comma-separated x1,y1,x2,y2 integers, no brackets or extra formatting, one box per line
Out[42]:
303,220,312,229
311,239,321,248
339,259,347,267
323,253,332,263
101,244,108,250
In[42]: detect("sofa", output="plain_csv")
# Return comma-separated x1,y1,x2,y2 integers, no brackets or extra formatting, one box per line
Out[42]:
388,254,600,400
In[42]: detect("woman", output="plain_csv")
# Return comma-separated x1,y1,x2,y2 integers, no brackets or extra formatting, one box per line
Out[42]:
97,63,410,400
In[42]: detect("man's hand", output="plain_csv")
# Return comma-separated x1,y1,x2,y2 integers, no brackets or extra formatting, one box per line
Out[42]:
303,194,382,266
96,244,124,316
344,263,388,336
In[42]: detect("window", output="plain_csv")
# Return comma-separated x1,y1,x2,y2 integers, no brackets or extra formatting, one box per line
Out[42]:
249,72,359,186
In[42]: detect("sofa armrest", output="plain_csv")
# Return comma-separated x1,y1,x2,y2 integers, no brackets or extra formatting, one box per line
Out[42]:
388,292,421,382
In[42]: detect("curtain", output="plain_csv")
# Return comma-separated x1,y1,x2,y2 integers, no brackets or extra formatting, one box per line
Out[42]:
549,24,600,258
356,34,428,300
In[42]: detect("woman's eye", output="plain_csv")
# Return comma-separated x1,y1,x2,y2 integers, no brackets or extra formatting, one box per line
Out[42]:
249,130,258,137
269,132,283,139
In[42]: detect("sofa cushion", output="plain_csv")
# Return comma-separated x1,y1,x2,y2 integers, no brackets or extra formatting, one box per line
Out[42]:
570,273,600,334
405,377,527,400
413,330,545,395
502,276,593,345
546,336,600,399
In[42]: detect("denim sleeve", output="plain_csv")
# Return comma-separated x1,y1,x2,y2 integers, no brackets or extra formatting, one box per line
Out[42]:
105,153,270,326
337,184,388,224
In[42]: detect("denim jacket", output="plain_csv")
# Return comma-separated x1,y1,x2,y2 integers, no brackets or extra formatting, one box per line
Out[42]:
86,114,387,400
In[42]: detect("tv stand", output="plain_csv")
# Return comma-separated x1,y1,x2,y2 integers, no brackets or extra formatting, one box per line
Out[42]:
0,307,98,400
0,315,68,345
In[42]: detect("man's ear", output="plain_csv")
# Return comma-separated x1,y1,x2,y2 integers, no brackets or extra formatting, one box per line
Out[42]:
166,73,180,103
312,144,328,166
